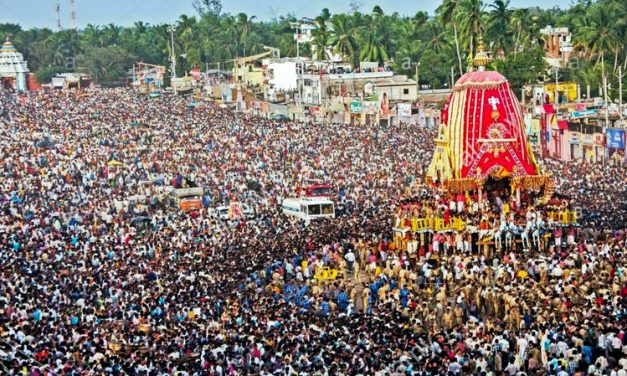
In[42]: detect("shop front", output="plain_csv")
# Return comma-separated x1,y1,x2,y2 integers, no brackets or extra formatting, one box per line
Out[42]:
569,132,582,161
594,133,606,163
582,134,595,163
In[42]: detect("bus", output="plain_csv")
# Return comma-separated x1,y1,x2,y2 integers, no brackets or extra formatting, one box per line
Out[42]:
281,197,335,225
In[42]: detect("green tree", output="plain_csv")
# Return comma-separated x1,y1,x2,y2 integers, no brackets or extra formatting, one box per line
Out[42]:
457,0,485,58
487,0,512,56
437,0,464,74
76,45,136,83
494,47,548,93
359,31,388,63
328,14,357,66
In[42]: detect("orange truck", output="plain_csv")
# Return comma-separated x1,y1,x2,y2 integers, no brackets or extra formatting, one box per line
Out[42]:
170,187,203,212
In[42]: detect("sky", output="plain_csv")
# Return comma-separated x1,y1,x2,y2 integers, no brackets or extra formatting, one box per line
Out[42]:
0,0,573,30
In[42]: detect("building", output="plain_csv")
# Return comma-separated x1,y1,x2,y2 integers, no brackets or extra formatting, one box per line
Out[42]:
0,38,29,91
265,59,299,102
301,63,394,105
540,25,573,67
372,75,417,102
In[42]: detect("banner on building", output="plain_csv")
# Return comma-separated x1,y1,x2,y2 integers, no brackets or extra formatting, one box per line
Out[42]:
362,101,379,115
606,128,626,149
397,103,412,117
570,109,597,118
349,101,363,114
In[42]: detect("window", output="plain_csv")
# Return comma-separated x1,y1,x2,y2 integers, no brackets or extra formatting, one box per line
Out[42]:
308,205,321,215
403,88,409,95
321,204,334,215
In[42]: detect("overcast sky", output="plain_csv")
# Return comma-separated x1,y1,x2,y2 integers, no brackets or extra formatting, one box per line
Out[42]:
0,0,573,30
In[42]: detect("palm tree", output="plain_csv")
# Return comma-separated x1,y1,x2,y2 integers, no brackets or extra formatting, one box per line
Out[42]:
359,31,388,64
237,13,257,45
83,24,103,48
102,23,121,46
311,15,331,60
425,23,450,54
328,14,357,66
488,0,512,56
412,11,429,30
457,0,485,58
511,8,531,55
579,4,619,79
437,0,464,74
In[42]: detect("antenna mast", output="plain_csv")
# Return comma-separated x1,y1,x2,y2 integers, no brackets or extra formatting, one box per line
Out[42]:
70,0,76,29
55,3,62,31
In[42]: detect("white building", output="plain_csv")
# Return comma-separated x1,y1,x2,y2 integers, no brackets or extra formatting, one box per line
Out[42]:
373,75,417,102
0,38,29,91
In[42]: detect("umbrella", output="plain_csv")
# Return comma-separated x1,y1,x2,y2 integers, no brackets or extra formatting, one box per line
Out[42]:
131,217,152,226
517,270,528,279
107,160,124,167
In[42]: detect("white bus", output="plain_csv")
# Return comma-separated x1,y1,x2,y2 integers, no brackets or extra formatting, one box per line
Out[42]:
281,197,335,225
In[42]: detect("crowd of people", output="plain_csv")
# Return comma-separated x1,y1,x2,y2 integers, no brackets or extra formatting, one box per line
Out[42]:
0,88,625,375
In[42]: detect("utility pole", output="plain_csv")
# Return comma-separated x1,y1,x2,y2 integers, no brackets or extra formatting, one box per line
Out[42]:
168,25,177,95
415,62,420,99
553,67,559,118
290,22,300,58
616,66,624,120
603,74,609,128
450,66,455,90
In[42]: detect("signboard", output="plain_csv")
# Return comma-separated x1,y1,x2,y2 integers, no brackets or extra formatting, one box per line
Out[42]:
570,133,580,145
594,133,605,146
349,101,362,114
606,128,626,149
397,103,412,117
570,109,597,118
544,82,577,102
583,134,593,145
362,101,379,115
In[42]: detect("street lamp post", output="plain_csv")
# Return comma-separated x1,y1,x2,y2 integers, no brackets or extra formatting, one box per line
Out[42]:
415,61,421,100
167,25,177,95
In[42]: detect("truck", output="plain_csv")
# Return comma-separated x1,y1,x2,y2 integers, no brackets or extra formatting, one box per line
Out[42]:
170,187,203,212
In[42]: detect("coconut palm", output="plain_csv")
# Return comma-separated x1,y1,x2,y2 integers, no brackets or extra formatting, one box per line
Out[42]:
359,31,388,64
83,24,104,48
328,14,357,65
311,15,331,61
425,23,451,54
511,8,531,55
457,0,485,58
372,5,384,16
578,4,619,78
488,0,512,56
102,23,121,46
437,0,464,74
237,13,257,45
412,11,429,30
